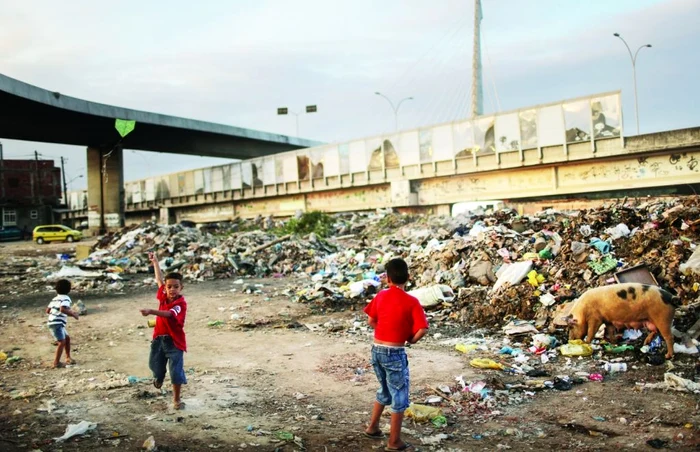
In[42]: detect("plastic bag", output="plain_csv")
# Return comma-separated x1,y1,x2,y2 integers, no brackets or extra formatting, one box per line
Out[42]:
588,256,618,275
680,246,700,276
143,435,156,452
532,334,556,349
54,420,97,442
405,403,443,422
408,285,455,308
560,340,593,357
492,260,533,292
348,279,380,298
604,344,634,354
469,358,505,370
527,270,545,287
431,415,448,427
538,293,556,307
455,343,478,354
570,241,589,263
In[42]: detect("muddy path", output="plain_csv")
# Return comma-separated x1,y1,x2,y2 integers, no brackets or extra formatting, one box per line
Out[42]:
0,277,699,451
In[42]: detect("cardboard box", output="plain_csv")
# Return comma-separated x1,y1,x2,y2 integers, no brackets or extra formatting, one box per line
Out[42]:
614,264,658,286
75,244,91,261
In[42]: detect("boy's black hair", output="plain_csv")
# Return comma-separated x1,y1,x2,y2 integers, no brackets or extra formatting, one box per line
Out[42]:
164,272,183,282
55,279,71,295
386,258,409,285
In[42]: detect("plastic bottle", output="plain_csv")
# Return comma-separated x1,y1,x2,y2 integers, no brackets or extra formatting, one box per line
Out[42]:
604,362,627,373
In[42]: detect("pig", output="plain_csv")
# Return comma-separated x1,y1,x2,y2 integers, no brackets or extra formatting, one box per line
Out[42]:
565,283,680,359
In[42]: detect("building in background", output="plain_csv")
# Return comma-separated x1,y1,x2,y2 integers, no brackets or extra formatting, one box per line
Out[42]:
0,157,62,233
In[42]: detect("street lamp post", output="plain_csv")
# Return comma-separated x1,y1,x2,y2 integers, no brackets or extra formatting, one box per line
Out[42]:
63,174,83,204
67,174,83,188
277,105,317,137
375,92,413,132
613,33,652,135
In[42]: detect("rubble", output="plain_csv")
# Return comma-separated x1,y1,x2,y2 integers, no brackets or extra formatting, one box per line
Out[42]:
2,198,700,336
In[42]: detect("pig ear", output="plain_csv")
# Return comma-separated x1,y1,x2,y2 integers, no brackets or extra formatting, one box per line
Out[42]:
564,315,577,325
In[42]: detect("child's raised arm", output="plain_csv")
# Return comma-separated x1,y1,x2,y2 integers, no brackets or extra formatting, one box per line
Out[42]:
148,252,164,288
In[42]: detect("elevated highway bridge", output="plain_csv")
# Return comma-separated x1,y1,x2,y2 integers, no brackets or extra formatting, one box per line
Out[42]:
3,73,698,226
0,73,319,231
69,125,700,225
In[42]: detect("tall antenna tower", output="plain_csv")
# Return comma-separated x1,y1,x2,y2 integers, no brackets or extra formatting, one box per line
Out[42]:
470,0,484,118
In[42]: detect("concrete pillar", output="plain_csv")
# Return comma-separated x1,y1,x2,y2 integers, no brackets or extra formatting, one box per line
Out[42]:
159,207,172,225
435,204,452,217
390,180,418,206
87,146,124,233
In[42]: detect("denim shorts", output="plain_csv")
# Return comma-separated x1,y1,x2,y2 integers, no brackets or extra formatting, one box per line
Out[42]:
371,345,410,413
48,324,68,341
149,336,187,385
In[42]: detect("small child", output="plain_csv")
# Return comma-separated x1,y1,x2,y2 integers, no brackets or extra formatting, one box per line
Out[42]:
140,252,188,410
363,258,428,451
46,279,79,368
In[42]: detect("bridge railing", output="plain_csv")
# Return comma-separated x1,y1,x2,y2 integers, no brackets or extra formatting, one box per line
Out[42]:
125,91,624,207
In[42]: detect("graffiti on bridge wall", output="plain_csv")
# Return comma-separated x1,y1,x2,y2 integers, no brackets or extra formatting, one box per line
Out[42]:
561,152,699,184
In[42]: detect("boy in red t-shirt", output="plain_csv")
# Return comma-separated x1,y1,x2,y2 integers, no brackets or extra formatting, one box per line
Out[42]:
363,258,428,451
140,252,188,410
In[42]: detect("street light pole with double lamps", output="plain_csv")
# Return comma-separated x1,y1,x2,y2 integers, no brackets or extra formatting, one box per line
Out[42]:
613,33,652,135
277,105,317,137
374,92,413,132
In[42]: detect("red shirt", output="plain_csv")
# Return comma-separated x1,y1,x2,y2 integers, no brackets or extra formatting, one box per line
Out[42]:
364,286,429,343
152,285,187,352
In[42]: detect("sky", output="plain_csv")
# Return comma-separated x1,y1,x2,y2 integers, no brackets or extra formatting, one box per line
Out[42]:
1,0,698,190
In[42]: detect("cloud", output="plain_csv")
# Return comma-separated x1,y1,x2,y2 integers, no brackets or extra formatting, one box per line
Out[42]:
0,0,698,185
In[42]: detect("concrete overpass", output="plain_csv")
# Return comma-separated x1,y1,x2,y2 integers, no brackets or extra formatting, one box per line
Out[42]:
60,125,700,225
0,73,319,231
95,90,695,223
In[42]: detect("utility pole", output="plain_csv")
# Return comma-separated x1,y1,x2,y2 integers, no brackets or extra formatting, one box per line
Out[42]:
470,0,484,118
32,150,39,204
60,156,67,205
0,141,4,201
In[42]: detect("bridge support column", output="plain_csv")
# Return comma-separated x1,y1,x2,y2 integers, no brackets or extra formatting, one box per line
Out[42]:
159,207,174,225
435,204,452,216
390,180,418,206
87,146,124,234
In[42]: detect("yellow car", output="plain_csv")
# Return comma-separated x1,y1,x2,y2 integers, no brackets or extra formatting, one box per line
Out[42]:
33,225,83,244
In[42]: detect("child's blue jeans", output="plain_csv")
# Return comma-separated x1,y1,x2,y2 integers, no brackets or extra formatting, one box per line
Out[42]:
370,345,410,413
149,335,187,385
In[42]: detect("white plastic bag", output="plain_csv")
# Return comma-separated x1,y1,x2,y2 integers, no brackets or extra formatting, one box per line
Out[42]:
680,246,700,276
408,285,455,308
54,420,97,442
348,279,380,298
606,223,631,240
492,261,533,292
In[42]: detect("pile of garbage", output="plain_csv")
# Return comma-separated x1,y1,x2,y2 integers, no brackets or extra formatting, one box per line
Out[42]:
3,197,700,333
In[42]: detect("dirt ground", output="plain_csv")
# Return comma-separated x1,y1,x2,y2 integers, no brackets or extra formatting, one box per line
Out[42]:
1,242,699,451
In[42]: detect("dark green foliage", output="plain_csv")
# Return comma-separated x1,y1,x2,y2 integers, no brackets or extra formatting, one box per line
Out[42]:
275,211,335,237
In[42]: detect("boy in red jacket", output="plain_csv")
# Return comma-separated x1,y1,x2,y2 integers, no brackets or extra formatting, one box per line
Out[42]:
140,252,188,410
363,258,428,451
